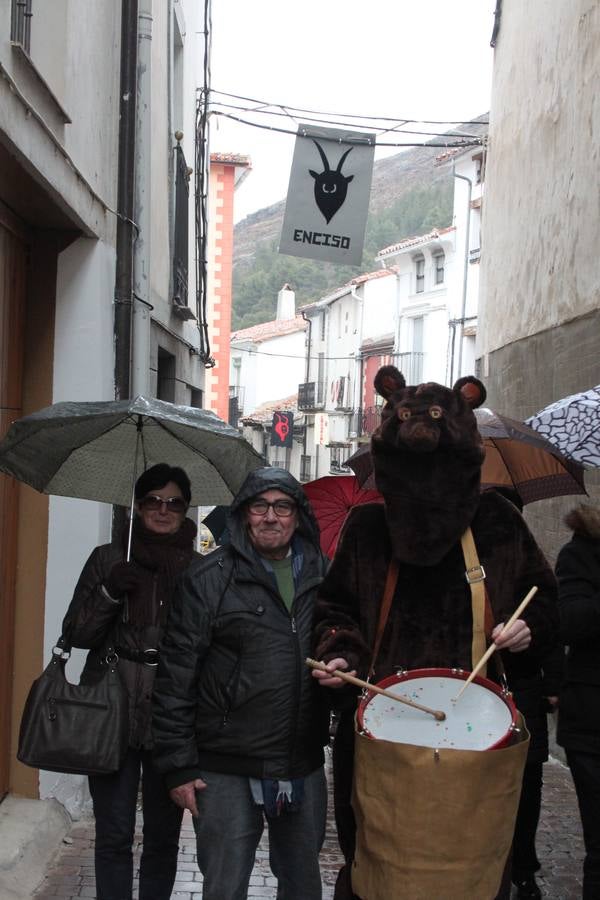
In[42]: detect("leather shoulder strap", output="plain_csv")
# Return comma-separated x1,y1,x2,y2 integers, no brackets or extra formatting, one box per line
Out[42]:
369,558,400,678
461,527,488,673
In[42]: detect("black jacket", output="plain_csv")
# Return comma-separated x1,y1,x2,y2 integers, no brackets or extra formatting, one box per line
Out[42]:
152,468,329,788
62,518,198,748
556,505,600,754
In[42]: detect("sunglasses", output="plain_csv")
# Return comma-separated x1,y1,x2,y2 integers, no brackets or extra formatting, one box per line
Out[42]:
139,495,187,514
247,498,297,518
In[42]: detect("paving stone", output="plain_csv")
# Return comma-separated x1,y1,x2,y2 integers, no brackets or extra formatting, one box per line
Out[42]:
34,753,584,899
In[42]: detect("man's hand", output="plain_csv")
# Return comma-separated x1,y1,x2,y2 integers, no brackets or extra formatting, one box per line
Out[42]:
492,619,531,653
169,778,207,817
311,657,356,688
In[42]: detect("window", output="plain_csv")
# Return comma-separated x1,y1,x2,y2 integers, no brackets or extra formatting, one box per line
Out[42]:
172,144,190,309
300,455,312,481
320,313,326,341
189,388,203,408
410,317,424,383
415,255,425,293
433,251,445,285
316,353,325,404
157,347,176,402
11,0,33,53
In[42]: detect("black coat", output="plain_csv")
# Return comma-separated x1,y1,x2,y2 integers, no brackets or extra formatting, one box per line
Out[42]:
62,518,198,748
556,505,600,755
152,468,329,789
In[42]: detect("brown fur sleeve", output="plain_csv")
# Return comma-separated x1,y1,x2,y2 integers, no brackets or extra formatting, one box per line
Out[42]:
313,506,382,675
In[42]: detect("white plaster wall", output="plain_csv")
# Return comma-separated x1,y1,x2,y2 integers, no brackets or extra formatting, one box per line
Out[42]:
52,0,121,207
361,276,397,342
231,342,258,415
40,238,116,813
479,0,600,356
254,332,306,406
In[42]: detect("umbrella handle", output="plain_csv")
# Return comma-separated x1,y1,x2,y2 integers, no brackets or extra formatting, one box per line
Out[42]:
126,421,143,562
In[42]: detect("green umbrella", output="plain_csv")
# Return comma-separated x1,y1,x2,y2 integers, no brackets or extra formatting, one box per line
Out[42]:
0,396,265,555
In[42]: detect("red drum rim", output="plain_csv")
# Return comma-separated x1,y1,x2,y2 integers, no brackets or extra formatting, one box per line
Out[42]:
357,666,518,751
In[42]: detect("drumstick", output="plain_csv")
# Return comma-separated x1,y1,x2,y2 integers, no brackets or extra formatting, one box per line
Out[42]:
306,658,446,721
453,586,539,702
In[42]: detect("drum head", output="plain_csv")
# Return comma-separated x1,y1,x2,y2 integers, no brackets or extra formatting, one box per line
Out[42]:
359,671,515,751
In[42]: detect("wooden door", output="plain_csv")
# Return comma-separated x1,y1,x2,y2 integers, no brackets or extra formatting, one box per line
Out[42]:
0,203,27,800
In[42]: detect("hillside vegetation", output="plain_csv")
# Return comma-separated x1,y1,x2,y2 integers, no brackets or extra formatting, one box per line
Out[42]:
231,120,487,331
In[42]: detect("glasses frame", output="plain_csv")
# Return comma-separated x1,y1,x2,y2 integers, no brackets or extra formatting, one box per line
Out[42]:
138,494,188,514
247,498,297,518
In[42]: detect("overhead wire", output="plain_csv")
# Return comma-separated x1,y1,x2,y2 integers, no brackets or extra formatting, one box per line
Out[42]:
207,99,484,142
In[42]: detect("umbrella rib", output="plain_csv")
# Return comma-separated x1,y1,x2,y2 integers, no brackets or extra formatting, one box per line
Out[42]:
487,440,520,491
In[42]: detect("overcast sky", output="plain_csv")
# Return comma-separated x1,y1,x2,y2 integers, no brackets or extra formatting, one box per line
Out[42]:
206,0,497,222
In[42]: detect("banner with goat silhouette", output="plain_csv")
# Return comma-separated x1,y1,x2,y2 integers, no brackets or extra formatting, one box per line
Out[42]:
279,124,375,265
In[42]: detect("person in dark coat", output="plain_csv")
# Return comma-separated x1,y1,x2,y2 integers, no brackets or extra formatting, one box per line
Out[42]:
311,367,559,900
152,467,330,900
489,489,564,900
556,503,600,899
62,463,199,900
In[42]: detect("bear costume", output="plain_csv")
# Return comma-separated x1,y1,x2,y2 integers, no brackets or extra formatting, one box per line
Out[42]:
313,366,560,900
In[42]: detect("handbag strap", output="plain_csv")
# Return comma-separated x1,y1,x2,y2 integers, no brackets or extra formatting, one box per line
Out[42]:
368,558,400,679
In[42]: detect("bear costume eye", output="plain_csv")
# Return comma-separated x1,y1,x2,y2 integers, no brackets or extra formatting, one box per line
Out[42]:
398,408,411,421
429,406,443,419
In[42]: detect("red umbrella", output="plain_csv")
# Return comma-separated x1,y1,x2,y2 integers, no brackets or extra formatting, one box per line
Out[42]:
303,475,384,559
345,409,586,506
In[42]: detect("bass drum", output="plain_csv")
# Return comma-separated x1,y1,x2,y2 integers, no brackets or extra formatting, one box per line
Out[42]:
356,667,517,751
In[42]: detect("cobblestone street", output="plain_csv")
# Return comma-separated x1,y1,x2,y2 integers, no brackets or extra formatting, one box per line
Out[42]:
34,754,585,899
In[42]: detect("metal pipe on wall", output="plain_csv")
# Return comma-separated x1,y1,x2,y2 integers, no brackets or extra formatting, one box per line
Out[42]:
131,0,153,396
114,0,139,402
453,167,472,381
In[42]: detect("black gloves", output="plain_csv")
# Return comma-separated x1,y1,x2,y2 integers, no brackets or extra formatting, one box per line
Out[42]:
104,561,143,598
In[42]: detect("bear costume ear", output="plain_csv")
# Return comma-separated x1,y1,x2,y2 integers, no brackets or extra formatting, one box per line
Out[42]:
374,365,406,400
453,375,487,409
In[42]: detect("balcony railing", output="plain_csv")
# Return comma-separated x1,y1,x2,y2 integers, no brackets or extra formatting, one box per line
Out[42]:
229,385,245,415
394,351,425,385
298,382,325,411
172,143,195,320
348,406,382,438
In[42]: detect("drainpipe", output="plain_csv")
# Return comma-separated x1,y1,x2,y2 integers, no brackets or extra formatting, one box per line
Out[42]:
453,166,472,381
131,0,153,396
114,0,139,401
350,286,363,441
301,311,312,463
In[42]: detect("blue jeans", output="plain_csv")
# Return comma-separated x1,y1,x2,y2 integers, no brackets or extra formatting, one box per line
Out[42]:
193,767,327,900
89,747,183,900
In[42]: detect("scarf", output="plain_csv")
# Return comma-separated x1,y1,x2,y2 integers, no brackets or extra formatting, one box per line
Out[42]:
121,516,197,629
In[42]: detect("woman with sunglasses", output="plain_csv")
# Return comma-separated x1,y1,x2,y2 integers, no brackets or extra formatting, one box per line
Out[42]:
62,463,199,900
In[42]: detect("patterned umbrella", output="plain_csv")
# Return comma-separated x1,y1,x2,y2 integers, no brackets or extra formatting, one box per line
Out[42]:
303,474,383,559
345,408,586,506
526,386,600,467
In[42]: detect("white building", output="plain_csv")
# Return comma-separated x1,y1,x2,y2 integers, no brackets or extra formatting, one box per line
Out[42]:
0,0,206,867
230,285,307,471
294,142,486,480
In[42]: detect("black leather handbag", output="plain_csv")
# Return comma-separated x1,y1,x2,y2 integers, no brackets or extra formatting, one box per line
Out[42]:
17,636,129,776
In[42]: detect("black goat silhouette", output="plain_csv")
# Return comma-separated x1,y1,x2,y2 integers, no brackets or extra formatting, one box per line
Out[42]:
309,140,354,224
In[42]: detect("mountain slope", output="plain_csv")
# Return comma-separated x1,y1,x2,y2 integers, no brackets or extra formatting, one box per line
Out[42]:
232,119,487,329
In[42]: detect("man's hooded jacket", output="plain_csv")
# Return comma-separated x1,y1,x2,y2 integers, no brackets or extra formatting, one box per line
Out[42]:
152,467,329,789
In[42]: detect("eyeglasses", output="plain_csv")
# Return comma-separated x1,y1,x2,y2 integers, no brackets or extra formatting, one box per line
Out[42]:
247,498,297,518
139,495,187,514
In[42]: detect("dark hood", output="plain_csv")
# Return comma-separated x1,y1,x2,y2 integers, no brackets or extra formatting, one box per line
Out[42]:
228,466,321,552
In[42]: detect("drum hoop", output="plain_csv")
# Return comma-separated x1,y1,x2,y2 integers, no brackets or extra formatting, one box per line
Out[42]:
357,667,517,751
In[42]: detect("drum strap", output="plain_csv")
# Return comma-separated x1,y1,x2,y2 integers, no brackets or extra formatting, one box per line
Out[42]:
368,557,400,679
461,527,493,675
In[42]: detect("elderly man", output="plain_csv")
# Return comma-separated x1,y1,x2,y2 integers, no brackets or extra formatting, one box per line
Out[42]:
152,467,329,900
